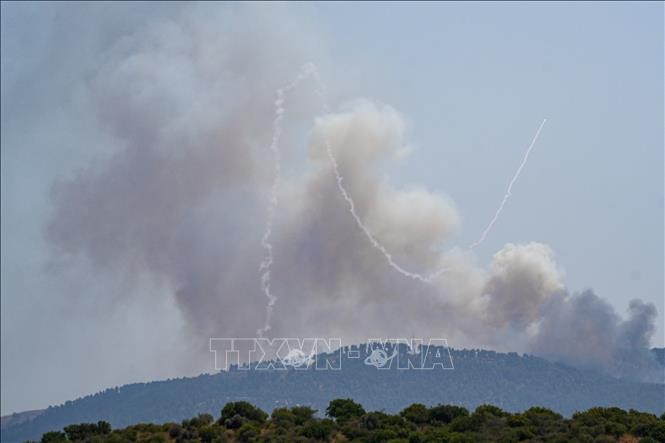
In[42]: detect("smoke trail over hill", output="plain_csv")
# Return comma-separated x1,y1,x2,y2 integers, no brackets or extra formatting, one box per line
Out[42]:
258,63,317,338
42,3,660,382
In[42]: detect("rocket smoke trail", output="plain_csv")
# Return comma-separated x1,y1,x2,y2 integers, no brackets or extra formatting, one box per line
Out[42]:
310,68,546,282
323,134,444,283
257,63,316,338
310,68,452,284
258,64,546,335
469,118,547,250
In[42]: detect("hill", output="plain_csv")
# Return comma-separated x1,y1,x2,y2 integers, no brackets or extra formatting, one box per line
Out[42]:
0,410,44,430
3,346,664,442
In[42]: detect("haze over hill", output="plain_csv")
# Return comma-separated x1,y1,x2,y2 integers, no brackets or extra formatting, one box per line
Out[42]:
2,346,664,443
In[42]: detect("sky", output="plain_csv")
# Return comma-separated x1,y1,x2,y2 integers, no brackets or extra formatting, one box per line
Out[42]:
1,2,663,415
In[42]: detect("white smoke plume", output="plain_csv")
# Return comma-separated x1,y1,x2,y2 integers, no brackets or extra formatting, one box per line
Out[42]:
469,119,547,250
258,63,317,338
41,3,660,381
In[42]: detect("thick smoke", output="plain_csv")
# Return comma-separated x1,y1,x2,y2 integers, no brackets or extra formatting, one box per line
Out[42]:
44,3,659,381
482,244,662,381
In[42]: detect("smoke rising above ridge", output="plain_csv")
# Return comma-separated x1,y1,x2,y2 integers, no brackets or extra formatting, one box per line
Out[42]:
26,3,661,383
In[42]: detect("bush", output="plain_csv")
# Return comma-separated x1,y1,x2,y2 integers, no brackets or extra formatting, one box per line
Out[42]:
185,414,214,429
167,424,184,439
270,408,295,428
473,405,507,417
198,425,225,443
300,419,334,440
449,416,477,433
367,428,398,443
326,399,366,421
64,421,112,440
236,423,260,443
223,414,247,430
428,405,469,425
291,406,316,425
219,402,267,425
400,404,429,425
41,431,67,443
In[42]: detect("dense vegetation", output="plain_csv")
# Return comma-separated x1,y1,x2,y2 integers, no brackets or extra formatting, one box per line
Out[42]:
4,348,664,442
37,399,665,443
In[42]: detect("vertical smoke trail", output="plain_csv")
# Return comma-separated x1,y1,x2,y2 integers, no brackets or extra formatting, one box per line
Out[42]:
469,118,547,250
257,63,316,338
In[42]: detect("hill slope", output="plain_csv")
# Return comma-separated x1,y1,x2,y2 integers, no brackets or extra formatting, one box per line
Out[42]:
3,347,664,442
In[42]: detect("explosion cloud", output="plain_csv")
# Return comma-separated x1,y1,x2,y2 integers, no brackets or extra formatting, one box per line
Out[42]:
37,3,661,383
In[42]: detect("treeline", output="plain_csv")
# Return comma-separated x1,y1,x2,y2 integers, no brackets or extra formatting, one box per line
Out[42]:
37,399,665,443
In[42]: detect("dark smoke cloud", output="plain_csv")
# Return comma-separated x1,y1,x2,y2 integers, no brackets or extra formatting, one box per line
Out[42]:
42,3,660,381
483,244,661,382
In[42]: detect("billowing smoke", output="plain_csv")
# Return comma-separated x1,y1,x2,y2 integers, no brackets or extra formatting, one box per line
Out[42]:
482,243,661,381
43,3,659,381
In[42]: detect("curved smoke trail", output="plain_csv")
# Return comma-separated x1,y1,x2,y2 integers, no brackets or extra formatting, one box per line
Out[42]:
310,68,546,282
258,63,547,334
309,69,450,284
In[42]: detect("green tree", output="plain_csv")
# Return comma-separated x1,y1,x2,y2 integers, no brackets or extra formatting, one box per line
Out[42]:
291,406,316,425
326,399,366,421
300,419,334,441
236,422,260,443
428,405,469,425
41,431,67,443
219,401,267,426
198,425,226,443
63,421,112,441
400,404,430,425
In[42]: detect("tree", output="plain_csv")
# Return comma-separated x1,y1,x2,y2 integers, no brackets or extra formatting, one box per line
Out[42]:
236,422,260,443
223,415,247,430
63,421,111,441
428,405,469,425
400,404,429,425
199,425,226,443
270,408,295,428
219,401,267,425
300,419,334,440
291,406,316,425
473,404,506,418
41,431,67,443
326,398,365,421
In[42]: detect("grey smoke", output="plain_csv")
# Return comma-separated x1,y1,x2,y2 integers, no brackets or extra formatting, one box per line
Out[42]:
41,3,660,382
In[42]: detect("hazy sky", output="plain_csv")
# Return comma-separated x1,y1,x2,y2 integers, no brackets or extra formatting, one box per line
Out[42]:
1,2,663,415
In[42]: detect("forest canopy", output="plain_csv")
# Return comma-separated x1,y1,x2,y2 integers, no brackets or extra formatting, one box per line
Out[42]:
37,399,665,443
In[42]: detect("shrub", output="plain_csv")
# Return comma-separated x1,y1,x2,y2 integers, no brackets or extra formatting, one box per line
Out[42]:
236,423,260,443
223,414,247,430
428,405,469,425
474,405,507,417
41,431,67,443
300,419,334,440
219,402,267,425
400,404,429,425
326,399,366,421
291,406,316,425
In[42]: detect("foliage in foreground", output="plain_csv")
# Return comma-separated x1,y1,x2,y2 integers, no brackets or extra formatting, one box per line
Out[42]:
37,399,665,443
